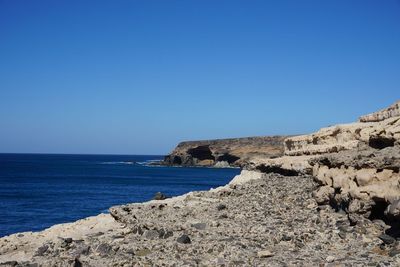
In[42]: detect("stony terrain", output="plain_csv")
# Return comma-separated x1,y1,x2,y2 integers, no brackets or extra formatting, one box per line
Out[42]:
0,100,400,266
163,136,287,167
2,172,399,266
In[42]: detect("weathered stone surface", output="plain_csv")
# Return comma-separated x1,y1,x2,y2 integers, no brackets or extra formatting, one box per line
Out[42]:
307,145,400,231
386,200,400,219
249,101,400,228
313,185,334,205
284,116,400,156
360,101,400,122
163,136,288,167
246,155,315,175
257,250,274,258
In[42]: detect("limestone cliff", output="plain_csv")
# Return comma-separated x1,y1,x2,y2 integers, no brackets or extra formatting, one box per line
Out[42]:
163,136,287,167
359,100,400,122
248,100,400,229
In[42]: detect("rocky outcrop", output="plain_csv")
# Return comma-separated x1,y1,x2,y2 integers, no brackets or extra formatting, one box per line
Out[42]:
251,101,400,233
360,101,400,122
164,136,287,167
284,116,400,156
310,145,400,223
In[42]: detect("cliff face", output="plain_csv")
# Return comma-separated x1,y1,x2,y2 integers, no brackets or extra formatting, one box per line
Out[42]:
359,100,400,122
247,101,400,228
163,136,287,167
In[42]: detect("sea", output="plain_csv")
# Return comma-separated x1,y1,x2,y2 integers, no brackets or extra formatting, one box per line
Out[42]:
0,154,240,237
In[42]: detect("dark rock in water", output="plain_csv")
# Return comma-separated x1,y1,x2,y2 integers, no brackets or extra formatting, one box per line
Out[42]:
177,234,191,244
217,204,227,211
379,234,396,245
153,192,168,200
34,244,49,256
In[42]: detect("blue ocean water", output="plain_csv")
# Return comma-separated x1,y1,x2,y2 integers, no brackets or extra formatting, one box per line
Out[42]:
0,154,240,237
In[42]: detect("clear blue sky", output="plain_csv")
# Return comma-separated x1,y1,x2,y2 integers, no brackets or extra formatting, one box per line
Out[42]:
0,0,399,155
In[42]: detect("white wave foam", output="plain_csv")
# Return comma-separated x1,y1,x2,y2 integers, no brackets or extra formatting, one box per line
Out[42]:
101,161,135,165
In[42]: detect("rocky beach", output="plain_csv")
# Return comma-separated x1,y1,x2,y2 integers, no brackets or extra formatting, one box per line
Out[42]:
1,101,400,267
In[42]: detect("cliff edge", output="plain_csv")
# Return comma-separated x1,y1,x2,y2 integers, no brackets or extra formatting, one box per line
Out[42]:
163,136,287,167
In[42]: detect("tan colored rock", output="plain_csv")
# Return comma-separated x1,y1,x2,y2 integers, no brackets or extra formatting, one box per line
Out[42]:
359,101,400,122
313,185,334,205
248,155,315,175
355,169,377,186
228,170,263,186
257,250,274,258
284,116,400,156
385,199,400,219
197,159,215,166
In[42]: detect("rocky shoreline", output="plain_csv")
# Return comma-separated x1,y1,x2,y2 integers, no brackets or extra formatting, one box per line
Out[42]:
0,101,400,266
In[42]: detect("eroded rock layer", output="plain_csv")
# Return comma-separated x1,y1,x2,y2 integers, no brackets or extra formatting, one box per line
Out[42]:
164,136,287,167
284,116,400,156
311,146,400,223
248,101,400,236
359,101,400,122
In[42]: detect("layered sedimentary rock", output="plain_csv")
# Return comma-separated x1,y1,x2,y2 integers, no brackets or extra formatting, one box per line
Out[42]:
250,101,400,230
284,116,400,156
164,136,287,167
359,101,400,122
311,145,400,223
